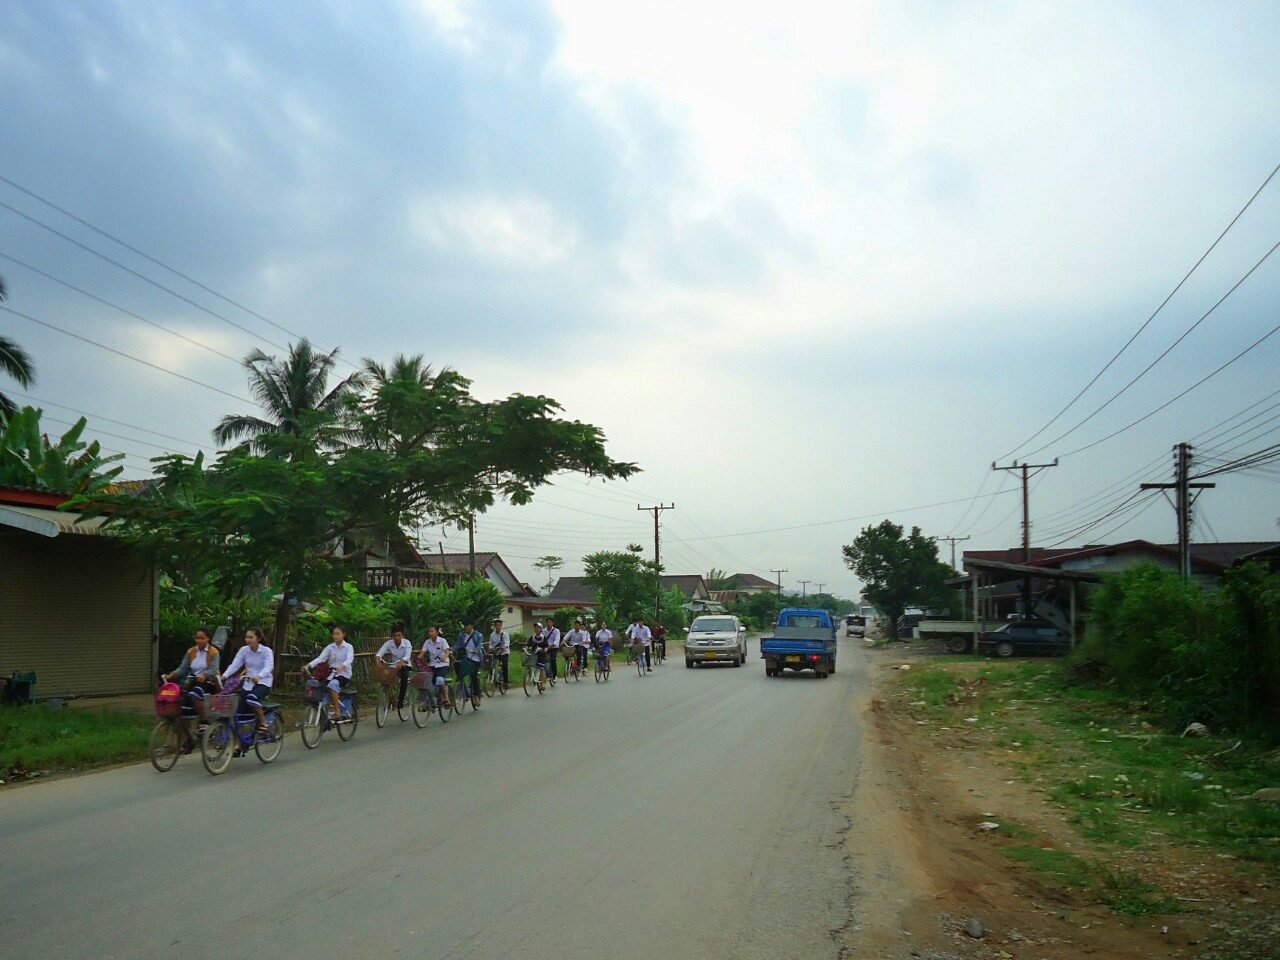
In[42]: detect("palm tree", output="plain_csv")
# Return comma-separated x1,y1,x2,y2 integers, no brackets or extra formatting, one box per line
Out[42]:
0,276,36,419
214,339,367,452
362,352,439,389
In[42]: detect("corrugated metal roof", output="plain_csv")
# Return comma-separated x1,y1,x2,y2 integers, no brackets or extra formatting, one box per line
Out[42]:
0,504,109,538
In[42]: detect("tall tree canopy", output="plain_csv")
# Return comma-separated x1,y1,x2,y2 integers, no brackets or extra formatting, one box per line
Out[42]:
842,520,953,638
78,347,636,640
583,546,659,625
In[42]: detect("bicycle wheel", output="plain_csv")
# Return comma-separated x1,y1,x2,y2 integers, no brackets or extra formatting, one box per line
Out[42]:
594,659,604,683
436,688,451,723
300,703,324,748
375,686,390,728
451,684,466,717
495,664,507,695
397,687,411,722
537,670,546,694
480,666,494,698
148,720,182,772
255,712,284,763
336,698,358,740
412,689,429,728
523,664,534,697
636,653,646,677
200,719,233,775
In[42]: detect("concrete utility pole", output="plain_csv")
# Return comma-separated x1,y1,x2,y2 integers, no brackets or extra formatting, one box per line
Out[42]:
468,515,476,578
936,535,970,570
815,583,825,595
992,458,1058,616
798,579,810,597
770,568,788,593
638,503,675,623
1140,442,1215,581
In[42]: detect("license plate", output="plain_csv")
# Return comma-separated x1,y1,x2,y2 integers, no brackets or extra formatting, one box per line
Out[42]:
786,656,802,663
705,652,718,659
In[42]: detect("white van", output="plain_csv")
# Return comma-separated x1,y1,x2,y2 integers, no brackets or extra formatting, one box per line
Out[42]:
684,615,748,668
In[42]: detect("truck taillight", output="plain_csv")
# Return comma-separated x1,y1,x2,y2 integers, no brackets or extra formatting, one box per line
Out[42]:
810,655,820,661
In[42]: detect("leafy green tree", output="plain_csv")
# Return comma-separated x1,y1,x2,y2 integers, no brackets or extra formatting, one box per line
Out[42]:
377,578,504,640
0,276,36,418
842,520,952,639
0,406,123,494
583,546,659,625
214,339,367,452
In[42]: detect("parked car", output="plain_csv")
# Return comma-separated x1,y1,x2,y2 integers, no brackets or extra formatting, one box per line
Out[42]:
844,614,866,637
685,615,749,667
976,621,1070,658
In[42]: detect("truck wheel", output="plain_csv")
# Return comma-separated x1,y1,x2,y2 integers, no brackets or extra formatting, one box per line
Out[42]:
995,641,1015,659
685,659,693,668
946,637,971,654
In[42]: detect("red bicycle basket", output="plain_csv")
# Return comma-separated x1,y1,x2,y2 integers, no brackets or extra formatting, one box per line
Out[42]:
303,678,325,703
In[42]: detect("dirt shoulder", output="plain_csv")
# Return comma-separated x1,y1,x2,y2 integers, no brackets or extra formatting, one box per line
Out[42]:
839,642,1279,960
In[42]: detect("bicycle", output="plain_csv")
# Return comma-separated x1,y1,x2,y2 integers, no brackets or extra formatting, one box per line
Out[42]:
374,660,412,728
522,651,547,696
563,648,581,682
653,636,667,665
148,676,200,772
483,651,508,696
454,664,481,714
630,642,647,677
299,676,360,748
408,668,451,726
593,648,611,683
199,680,284,775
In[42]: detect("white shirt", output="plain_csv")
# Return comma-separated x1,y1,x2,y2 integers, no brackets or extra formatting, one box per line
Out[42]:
309,641,354,678
635,625,652,646
223,644,274,687
421,637,451,669
190,647,211,674
594,628,613,648
377,638,414,666
626,623,640,640
546,627,561,649
488,630,510,654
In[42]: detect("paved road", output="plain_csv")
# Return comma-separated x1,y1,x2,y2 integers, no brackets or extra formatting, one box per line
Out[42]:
1,644,869,960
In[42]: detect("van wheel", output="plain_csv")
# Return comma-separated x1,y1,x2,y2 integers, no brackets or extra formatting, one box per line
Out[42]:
947,637,971,654
995,641,1015,658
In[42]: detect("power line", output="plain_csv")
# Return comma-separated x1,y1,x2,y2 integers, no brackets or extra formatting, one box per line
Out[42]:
1,304,250,403
0,198,290,352
0,251,243,364
1027,238,1280,458
6,390,207,448
1002,160,1280,459
0,173,310,343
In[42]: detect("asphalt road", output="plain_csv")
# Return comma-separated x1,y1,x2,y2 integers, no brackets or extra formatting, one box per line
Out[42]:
1,643,868,960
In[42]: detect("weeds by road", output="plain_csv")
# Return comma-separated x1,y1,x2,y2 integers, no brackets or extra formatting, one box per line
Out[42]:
1,707,154,781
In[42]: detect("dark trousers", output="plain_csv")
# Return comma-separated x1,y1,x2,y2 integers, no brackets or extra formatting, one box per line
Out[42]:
495,653,509,685
396,665,410,707
548,648,559,679
644,647,651,669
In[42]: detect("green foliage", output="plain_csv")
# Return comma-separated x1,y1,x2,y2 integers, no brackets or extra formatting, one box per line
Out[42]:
583,547,659,624
376,578,504,641
549,606,593,629
842,520,952,638
657,587,689,632
728,591,790,630
1077,563,1280,731
1,707,154,774
0,406,124,495
533,555,564,594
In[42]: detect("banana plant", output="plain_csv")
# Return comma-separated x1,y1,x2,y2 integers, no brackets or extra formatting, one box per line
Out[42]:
0,406,125,495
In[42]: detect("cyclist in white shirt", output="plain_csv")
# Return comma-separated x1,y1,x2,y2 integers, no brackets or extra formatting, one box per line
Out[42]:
592,624,613,676
488,619,511,688
306,625,356,721
545,619,562,681
420,625,453,709
220,627,274,733
567,620,592,674
377,625,415,710
635,618,654,672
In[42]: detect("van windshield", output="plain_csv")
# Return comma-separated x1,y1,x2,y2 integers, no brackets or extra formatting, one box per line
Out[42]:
691,618,736,632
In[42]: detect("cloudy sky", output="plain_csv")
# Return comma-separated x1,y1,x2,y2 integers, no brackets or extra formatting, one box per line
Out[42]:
3,0,1279,597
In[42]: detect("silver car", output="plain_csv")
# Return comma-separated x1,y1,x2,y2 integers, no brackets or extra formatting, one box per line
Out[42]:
685,615,748,668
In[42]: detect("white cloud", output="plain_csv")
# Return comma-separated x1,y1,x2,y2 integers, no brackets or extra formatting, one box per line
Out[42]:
409,192,580,265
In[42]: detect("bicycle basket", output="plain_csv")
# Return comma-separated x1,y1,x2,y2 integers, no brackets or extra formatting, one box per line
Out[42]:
302,678,325,704
408,670,432,689
371,659,399,686
208,677,242,716
154,682,183,718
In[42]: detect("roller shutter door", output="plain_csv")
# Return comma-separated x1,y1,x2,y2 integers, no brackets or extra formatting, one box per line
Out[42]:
0,532,155,697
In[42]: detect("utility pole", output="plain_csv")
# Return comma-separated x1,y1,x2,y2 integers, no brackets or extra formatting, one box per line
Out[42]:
815,583,825,595
638,503,675,624
770,568,788,593
992,458,1058,617
1140,442,1214,581
936,535,970,570
467,515,476,578
798,579,810,597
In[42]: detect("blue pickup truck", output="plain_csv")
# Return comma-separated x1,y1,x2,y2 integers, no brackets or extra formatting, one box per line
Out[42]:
760,608,837,678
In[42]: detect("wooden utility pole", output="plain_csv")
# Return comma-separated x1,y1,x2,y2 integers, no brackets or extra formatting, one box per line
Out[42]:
770,568,788,593
936,535,970,570
468,515,476,578
638,503,675,623
1140,442,1214,581
992,458,1058,616
815,583,825,595
798,579,810,597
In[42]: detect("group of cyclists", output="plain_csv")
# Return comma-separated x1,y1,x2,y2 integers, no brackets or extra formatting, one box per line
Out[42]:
163,614,672,736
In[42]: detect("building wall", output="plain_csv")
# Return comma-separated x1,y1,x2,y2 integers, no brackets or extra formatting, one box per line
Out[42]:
0,532,156,697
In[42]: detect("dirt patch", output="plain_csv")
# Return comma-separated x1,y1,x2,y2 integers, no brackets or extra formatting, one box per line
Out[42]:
839,643,1280,960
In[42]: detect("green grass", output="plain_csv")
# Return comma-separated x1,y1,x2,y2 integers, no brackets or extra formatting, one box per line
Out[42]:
909,668,960,707
0,707,154,774
1003,845,1179,916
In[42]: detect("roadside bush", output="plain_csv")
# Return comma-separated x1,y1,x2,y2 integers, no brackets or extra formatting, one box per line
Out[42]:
1075,563,1280,734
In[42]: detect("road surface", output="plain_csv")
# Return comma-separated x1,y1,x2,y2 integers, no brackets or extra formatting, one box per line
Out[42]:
1,645,870,960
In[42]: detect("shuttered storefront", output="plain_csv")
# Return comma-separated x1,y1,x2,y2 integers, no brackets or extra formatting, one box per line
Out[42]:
0,531,156,697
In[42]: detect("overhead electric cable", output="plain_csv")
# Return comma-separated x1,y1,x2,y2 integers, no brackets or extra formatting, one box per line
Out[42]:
0,199,289,351
1,305,250,403
1027,238,1280,457
7,390,208,448
1001,160,1280,459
